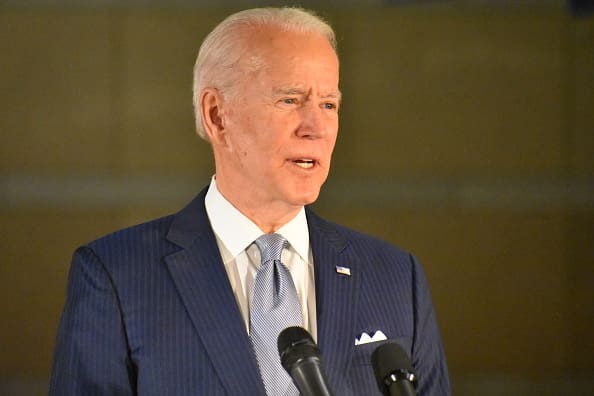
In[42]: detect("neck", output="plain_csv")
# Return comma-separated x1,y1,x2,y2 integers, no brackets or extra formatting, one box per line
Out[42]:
243,206,301,234
215,177,302,234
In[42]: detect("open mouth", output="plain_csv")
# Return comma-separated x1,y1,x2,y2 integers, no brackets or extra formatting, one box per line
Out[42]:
293,159,315,169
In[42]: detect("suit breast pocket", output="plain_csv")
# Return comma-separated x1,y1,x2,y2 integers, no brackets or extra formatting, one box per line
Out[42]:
351,336,413,367
347,336,413,395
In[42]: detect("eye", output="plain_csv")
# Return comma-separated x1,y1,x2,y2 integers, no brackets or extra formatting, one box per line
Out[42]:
323,102,337,110
281,98,298,105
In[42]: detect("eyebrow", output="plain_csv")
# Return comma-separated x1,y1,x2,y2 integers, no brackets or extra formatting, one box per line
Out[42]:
273,88,307,96
322,91,342,102
273,88,342,102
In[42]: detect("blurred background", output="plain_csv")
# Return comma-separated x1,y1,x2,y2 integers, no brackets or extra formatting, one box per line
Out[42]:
1,0,593,395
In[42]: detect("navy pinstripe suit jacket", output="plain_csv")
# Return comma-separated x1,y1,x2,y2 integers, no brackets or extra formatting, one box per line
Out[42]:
50,187,450,395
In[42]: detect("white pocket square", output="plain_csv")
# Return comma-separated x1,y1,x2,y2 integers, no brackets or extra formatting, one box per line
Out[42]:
355,330,388,345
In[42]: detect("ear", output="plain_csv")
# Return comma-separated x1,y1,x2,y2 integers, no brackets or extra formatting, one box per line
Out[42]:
199,87,228,146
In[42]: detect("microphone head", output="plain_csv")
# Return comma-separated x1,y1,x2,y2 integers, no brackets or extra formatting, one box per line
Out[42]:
371,342,417,393
277,326,321,371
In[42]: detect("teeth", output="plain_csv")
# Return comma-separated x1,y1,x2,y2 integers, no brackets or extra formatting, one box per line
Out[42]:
294,159,314,169
295,162,314,169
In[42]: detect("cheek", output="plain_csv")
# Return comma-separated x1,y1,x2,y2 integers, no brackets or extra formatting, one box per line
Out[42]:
325,129,339,154
234,137,276,171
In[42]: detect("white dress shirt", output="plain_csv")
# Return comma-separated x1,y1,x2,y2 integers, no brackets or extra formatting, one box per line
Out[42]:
204,177,317,340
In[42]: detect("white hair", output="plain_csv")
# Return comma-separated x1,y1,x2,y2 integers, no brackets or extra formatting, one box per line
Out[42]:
192,7,337,140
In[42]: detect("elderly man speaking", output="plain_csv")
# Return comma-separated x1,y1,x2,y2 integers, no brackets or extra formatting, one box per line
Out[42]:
50,7,450,396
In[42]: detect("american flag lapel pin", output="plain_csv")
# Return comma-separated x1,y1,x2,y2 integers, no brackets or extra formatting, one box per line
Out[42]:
335,265,351,276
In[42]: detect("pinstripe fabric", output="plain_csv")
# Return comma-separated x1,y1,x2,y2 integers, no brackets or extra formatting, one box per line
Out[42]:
250,234,301,396
50,186,450,395
307,210,450,396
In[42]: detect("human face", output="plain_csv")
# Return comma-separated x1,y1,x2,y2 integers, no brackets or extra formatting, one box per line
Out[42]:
216,27,340,218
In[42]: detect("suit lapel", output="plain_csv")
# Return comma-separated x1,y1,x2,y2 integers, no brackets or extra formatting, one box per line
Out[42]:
165,188,265,396
162,191,359,395
307,209,360,395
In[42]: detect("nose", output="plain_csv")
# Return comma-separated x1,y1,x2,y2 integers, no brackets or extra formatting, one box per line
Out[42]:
296,101,327,139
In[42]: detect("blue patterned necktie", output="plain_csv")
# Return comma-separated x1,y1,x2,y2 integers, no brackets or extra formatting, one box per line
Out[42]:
250,233,303,396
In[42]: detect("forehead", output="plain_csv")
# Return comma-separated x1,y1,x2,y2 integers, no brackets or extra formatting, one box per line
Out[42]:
238,25,339,86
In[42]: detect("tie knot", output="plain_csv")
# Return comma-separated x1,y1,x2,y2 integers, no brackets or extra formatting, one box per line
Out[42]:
255,233,287,263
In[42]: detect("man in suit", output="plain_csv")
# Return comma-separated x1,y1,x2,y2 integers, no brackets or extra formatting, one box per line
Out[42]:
50,7,450,396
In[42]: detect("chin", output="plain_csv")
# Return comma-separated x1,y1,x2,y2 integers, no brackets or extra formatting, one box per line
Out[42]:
282,176,327,206
291,188,321,206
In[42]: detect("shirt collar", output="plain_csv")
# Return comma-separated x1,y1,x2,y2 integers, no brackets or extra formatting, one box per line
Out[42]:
204,176,310,261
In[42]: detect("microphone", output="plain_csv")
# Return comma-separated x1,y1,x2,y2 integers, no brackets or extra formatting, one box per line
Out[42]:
277,326,334,396
371,342,418,396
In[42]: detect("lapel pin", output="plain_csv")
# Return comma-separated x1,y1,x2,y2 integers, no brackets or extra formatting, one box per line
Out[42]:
335,265,351,276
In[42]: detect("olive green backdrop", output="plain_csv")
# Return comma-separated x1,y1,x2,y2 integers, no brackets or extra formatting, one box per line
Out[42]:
1,2,593,395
